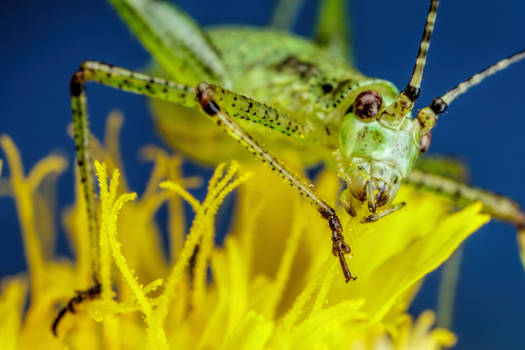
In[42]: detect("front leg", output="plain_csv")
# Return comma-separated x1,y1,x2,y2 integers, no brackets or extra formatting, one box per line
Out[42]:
61,61,200,335
70,61,355,284
196,83,356,282
70,61,197,278
63,60,356,336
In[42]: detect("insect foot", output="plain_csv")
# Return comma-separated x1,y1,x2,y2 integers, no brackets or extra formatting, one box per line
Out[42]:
332,237,356,283
321,207,356,282
52,280,102,337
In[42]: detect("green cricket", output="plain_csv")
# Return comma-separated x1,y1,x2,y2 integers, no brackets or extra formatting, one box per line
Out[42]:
56,0,525,334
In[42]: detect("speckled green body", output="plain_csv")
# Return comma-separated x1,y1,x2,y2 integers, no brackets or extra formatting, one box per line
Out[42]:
65,0,525,290
152,27,420,187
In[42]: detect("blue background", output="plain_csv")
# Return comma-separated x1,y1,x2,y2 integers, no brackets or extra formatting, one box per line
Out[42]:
1,1,524,348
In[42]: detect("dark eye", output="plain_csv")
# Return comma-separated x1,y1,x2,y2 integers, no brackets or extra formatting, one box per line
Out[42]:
353,90,383,120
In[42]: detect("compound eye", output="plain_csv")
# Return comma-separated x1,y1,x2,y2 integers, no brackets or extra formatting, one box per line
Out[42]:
353,90,383,121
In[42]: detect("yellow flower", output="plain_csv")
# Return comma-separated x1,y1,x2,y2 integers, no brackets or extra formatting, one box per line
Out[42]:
0,114,489,349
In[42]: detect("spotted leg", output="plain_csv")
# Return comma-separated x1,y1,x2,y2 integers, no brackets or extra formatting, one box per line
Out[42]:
70,61,198,282
70,61,355,287
413,155,469,182
52,280,101,336
196,83,355,282
406,169,525,268
54,62,199,336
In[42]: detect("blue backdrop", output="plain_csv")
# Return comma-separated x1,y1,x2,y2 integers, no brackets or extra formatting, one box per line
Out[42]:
1,1,524,349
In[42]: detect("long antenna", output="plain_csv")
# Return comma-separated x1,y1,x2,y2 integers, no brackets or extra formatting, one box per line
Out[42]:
405,0,440,101
380,0,440,122
437,49,525,107
416,49,525,136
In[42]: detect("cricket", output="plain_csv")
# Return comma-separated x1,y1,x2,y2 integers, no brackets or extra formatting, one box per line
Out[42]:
54,0,525,334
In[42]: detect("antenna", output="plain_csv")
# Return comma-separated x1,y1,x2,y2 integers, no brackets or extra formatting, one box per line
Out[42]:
416,49,525,136
380,0,440,122
405,0,440,101
435,49,525,111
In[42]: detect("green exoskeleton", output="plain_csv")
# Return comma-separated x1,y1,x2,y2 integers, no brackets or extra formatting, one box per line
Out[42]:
54,0,525,335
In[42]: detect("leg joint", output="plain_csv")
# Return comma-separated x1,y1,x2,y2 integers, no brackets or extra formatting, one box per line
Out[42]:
70,70,85,97
196,83,221,116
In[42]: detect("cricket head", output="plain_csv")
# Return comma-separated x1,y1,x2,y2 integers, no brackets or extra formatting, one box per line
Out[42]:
337,90,420,213
333,0,438,214
336,0,525,216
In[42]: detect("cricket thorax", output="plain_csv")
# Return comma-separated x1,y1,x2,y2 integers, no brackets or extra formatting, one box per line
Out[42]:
211,29,366,115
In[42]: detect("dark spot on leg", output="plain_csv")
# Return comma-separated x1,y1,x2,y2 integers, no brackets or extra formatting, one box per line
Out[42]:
70,71,84,97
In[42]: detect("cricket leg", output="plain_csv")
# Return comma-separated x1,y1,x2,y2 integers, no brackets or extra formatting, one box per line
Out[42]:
67,61,354,327
52,280,101,336
406,169,525,228
109,0,229,86
71,61,308,273
196,83,356,282
57,61,201,336
361,202,407,223
270,0,305,30
64,61,340,337
71,60,317,276
406,169,525,267
413,155,469,182
314,0,353,62
70,61,198,281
